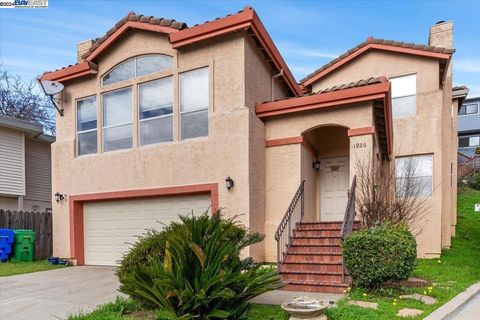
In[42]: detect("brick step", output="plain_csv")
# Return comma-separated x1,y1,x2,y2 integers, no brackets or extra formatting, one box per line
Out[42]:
292,237,341,246
282,280,349,294
280,271,350,283
281,262,343,273
283,253,343,264
297,221,361,231
288,245,343,254
294,229,341,237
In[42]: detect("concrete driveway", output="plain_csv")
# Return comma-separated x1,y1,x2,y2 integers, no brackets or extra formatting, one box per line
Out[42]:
0,266,121,320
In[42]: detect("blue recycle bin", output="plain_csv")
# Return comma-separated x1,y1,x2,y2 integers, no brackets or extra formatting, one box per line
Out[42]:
0,229,15,262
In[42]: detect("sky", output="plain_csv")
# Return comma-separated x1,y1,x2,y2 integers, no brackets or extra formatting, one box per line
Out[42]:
1,0,479,96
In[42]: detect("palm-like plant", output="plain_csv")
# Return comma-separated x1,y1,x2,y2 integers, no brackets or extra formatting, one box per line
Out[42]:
119,211,282,319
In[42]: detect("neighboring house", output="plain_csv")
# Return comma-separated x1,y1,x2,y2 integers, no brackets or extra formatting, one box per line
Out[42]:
41,7,460,292
458,96,480,157
0,115,54,212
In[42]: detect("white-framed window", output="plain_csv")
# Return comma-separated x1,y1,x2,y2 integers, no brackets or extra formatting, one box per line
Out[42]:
395,154,433,197
139,76,173,145
459,135,480,148
102,88,133,152
102,54,173,86
76,96,97,156
459,102,479,116
391,74,416,119
180,67,209,140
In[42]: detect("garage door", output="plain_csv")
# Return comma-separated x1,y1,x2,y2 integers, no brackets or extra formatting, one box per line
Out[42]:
84,194,211,266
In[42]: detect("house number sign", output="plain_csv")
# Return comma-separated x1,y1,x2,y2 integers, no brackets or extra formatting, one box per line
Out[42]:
353,142,367,149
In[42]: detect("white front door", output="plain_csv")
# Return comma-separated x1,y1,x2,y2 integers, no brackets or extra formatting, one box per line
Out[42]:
319,157,349,222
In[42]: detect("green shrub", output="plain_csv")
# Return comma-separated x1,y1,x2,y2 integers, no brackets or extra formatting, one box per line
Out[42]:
119,211,282,319
468,172,480,190
341,223,416,289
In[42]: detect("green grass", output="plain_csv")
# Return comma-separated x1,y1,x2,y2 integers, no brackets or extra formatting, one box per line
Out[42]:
0,260,66,276
68,187,480,320
322,186,480,320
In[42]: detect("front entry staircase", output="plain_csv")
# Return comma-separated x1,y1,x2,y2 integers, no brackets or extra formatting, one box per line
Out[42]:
279,221,359,293
275,177,358,293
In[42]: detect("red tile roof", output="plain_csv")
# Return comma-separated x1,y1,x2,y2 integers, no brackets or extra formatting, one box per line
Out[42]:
301,37,454,89
81,12,187,60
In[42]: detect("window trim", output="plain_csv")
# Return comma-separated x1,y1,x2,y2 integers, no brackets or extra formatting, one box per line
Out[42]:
395,154,433,198
101,86,134,153
390,73,417,119
76,95,98,157
459,102,480,117
459,135,480,148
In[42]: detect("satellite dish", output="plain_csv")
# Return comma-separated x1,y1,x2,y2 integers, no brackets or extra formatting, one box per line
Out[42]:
40,80,64,96
38,79,65,116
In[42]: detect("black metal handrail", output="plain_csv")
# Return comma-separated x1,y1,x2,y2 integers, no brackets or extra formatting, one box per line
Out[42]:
341,175,356,282
341,175,357,240
275,180,305,269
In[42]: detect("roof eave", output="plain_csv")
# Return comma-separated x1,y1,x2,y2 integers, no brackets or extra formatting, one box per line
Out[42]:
40,61,98,82
301,44,453,89
170,8,302,96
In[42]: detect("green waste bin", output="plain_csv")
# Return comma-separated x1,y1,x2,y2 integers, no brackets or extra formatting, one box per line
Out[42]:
12,230,36,262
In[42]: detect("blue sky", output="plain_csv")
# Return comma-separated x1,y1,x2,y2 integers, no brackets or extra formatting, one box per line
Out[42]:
1,0,479,96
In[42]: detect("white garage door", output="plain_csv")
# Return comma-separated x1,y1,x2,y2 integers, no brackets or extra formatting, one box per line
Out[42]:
84,194,211,266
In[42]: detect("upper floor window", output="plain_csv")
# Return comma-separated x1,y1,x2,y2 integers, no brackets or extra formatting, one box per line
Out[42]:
103,88,133,152
459,135,480,148
459,102,479,116
76,96,97,156
395,154,433,197
102,54,173,86
391,74,416,119
139,77,173,145
180,67,209,140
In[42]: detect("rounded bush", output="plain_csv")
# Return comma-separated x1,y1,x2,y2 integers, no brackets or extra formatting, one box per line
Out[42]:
341,223,416,289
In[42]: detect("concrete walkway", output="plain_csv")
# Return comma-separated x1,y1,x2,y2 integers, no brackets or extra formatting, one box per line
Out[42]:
425,282,480,320
451,292,480,320
0,266,121,320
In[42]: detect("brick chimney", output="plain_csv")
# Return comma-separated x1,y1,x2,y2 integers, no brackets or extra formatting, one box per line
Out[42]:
77,39,94,62
428,20,453,49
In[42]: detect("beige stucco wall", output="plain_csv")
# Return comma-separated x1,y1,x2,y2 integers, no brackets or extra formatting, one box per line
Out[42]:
263,103,376,261
310,50,454,258
52,29,291,261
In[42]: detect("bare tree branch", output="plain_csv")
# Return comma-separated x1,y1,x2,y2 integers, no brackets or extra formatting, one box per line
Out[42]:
0,67,56,135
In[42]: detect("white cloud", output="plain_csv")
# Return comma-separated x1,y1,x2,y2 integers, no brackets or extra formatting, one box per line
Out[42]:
455,59,480,73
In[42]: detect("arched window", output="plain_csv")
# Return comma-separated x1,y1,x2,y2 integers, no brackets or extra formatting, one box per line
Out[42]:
102,54,173,86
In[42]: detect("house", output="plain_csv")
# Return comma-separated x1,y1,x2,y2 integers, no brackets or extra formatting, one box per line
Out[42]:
41,7,460,292
458,96,480,157
0,115,54,212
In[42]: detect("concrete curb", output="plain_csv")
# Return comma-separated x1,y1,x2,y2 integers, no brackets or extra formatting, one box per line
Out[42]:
424,282,480,320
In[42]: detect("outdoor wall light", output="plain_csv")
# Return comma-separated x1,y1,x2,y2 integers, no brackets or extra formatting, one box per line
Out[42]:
225,176,234,191
54,192,66,203
312,160,321,171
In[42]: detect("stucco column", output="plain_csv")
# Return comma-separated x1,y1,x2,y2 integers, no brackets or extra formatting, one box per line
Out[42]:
348,127,375,184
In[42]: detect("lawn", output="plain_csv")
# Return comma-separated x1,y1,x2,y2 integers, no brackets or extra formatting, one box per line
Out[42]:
68,187,480,320
0,260,66,277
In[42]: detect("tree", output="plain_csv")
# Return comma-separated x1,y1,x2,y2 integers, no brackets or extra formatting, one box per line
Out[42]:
0,68,56,134
355,155,430,235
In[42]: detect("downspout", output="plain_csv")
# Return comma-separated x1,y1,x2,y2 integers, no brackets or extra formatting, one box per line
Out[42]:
271,69,284,101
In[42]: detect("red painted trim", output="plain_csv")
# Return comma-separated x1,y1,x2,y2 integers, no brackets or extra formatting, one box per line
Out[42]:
86,21,178,62
40,62,98,82
302,43,451,88
348,126,375,137
266,136,303,147
266,136,317,157
256,81,390,118
69,183,218,265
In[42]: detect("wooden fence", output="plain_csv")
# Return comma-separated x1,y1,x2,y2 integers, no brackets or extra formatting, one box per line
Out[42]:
0,210,53,259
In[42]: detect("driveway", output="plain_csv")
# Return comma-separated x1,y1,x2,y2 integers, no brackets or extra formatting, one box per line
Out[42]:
0,266,121,320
